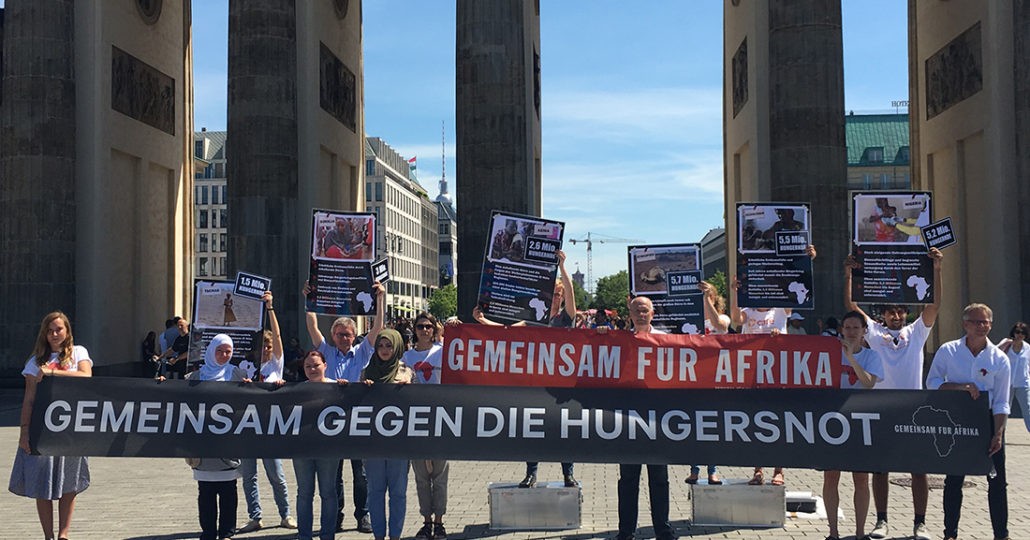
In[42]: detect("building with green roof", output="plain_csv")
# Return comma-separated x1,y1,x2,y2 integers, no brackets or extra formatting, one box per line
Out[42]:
846,112,910,190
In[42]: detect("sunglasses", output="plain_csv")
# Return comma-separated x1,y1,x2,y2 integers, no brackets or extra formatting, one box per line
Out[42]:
416,324,434,330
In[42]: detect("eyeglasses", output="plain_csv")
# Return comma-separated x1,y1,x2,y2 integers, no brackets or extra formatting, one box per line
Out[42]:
416,324,434,330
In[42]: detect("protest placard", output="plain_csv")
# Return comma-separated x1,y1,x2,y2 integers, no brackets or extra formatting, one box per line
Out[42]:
305,209,377,315
851,191,934,304
628,243,705,334
736,203,814,309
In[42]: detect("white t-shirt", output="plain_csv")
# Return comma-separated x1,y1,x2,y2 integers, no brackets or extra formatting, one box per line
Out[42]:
403,344,443,385
22,345,92,377
840,347,885,389
865,316,932,390
1007,344,1030,388
705,315,732,335
239,354,285,382
741,308,789,335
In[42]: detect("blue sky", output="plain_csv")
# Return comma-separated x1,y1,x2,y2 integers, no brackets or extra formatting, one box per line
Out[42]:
188,1,908,290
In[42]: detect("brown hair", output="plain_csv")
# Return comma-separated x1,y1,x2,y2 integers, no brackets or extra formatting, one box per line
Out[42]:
32,312,75,369
413,312,441,342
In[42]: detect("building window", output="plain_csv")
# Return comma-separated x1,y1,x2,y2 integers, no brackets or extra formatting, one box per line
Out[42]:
375,182,383,202
210,210,217,228
220,209,228,228
220,233,226,252
366,159,375,176
211,186,219,205
219,258,225,277
880,173,890,188
222,185,227,202
199,257,208,276
214,163,224,178
861,147,884,164
201,186,209,205
199,234,208,252
199,209,208,228
194,140,204,158
205,165,213,179
366,182,372,202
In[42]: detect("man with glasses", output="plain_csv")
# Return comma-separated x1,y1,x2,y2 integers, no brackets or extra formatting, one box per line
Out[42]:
304,281,386,534
844,247,943,539
925,303,1010,540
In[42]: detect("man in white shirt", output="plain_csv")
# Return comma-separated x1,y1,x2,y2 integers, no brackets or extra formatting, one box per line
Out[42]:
616,297,674,540
844,247,942,540
925,303,1009,540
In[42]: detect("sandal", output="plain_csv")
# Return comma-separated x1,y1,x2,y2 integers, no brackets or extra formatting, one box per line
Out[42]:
748,470,764,485
771,471,785,486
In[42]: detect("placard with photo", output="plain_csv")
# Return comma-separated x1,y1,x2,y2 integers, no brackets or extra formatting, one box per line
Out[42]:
850,191,935,304
735,203,814,309
628,243,705,334
189,280,264,367
306,209,377,316
478,210,565,324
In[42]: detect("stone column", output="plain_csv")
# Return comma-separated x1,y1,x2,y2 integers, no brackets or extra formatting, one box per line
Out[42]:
227,0,300,340
456,0,542,322
0,0,76,371
1016,0,1030,313
767,0,847,326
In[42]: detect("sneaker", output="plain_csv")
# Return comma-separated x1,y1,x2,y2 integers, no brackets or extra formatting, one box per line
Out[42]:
564,473,580,487
415,523,434,540
913,522,931,540
238,518,263,533
281,515,298,529
433,522,447,540
870,519,889,539
518,474,537,488
357,514,373,533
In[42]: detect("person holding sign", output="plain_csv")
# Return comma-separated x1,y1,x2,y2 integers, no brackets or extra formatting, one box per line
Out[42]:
361,329,415,540
473,249,579,488
925,303,1010,540
303,280,385,534
844,247,942,540
404,313,450,540
685,280,729,485
294,350,343,540
9,312,93,540
616,296,675,540
238,290,297,534
731,244,816,487
823,311,884,540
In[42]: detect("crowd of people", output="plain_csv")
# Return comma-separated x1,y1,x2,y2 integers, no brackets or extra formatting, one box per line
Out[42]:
10,248,1028,540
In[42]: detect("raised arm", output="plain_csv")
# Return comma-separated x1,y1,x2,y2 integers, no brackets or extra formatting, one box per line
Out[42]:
263,290,284,360
729,275,745,329
843,255,871,320
699,281,729,333
365,281,387,344
920,247,943,327
303,280,326,347
557,249,576,317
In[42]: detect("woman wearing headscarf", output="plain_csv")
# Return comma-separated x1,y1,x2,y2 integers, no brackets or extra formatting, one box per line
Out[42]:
362,329,413,540
183,334,247,540
10,311,93,540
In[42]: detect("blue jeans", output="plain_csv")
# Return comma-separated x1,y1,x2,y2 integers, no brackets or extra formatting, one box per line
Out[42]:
294,458,339,540
240,458,290,520
690,464,717,476
525,461,573,477
337,459,369,522
1012,386,1030,432
365,459,409,538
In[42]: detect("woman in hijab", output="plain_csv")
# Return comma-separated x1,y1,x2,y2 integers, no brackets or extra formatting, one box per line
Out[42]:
183,334,247,540
361,329,413,540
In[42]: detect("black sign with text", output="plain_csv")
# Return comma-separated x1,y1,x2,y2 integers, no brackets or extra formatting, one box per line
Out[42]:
30,377,994,476
921,217,956,250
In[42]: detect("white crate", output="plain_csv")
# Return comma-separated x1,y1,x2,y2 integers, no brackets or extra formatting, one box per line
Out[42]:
689,478,785,527
488,481,582,530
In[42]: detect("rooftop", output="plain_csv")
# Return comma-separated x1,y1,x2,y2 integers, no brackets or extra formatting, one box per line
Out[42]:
845,113,909,167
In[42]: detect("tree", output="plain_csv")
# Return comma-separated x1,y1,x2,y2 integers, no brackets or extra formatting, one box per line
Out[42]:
707,270,728,301
428,284,457,319
592,270,630,317
571,279,592,312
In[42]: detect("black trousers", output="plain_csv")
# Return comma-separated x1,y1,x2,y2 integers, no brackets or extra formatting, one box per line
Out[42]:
943,442,1007,539
617,464,674,540
198,480,237,540
337,459,369,524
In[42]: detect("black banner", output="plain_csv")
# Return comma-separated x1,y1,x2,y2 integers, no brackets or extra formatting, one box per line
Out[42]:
30,378,994,475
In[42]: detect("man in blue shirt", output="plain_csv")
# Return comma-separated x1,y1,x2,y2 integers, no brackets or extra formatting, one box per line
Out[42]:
304,281,385,533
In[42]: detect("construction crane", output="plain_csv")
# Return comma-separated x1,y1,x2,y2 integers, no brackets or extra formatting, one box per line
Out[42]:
567,232,643,292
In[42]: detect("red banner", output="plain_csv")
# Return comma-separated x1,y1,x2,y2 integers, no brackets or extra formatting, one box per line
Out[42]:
442,325,844,389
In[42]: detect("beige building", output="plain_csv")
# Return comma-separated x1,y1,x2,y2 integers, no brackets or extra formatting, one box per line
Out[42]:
365,137,439,319
845,112,911,190
193,129,228,280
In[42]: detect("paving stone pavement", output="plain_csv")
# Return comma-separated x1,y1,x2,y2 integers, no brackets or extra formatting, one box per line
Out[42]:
2,388,1028,540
